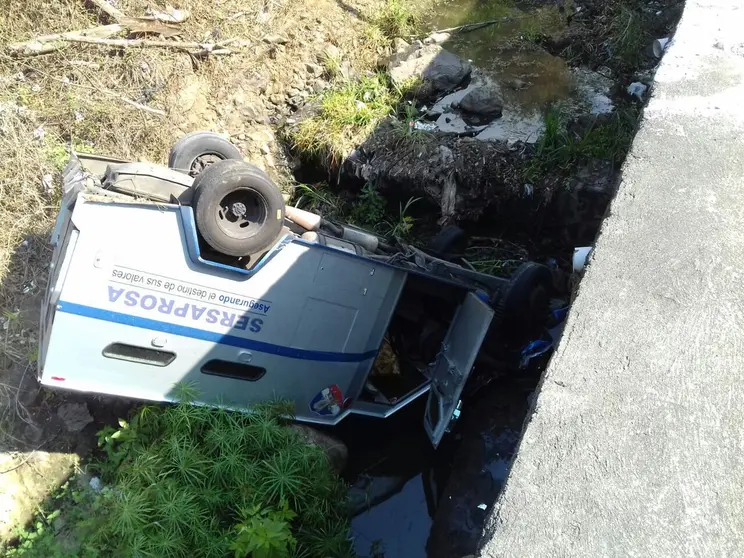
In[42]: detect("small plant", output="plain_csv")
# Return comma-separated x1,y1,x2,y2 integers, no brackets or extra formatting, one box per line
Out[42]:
374,0,418,40
526,107,639,183
351,183,387,228
230,501,296,558
7,388,353,558
293,183,345,221
290,73,400,167
608,4,647,69
384,196,420,240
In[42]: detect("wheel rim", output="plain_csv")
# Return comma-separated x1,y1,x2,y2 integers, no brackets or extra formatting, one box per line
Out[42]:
215,188,268,240
189,153,224,176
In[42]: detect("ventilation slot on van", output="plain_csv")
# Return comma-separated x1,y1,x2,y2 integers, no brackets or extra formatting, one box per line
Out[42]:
201,360,266,382
102,343,176,367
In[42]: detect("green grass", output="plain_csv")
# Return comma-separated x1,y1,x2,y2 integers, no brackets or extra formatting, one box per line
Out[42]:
293,183,346,221
290,73,400,167
609,4,647,69
374,0,419,39
525,107,639,183
7,392,353,558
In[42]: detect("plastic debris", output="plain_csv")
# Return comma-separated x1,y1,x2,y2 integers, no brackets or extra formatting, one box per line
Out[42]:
653,37,670,58
89,477,103,492
573,246,593,273
519,339,554,369
519,305,570,369
477,503,487,511
42,174,54,192
627,82,648,100
413,121,438,132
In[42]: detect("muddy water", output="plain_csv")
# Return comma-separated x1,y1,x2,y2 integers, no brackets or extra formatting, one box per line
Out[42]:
422,0,574,113
336,371,537,558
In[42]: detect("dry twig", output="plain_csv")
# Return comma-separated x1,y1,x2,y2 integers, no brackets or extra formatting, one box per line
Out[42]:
8,30,235,57
88,0,127,23
53,77,166,116
421,17,515,36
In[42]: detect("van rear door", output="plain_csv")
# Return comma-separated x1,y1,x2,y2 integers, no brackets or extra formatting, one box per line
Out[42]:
424,292,493,447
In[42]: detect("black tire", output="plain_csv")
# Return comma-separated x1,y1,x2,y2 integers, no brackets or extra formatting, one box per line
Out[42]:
168,131,243,176
501,262,552,336
192,160,285,257
427,225,467,259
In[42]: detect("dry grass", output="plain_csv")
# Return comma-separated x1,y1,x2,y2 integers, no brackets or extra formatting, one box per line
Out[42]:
0,0,384,321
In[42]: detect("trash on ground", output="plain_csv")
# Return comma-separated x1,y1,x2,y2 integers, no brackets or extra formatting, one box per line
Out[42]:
572,246,593,273
519,305,569,369
653,37,671,58
627,82,648,100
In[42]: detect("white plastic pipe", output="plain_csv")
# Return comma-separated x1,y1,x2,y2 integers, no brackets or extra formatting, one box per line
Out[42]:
285,206,322,231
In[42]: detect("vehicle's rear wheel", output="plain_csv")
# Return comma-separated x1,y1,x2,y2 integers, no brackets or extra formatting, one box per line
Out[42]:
192,160,285,257
500,262,553,337
427,225,467,261
168,131,243,176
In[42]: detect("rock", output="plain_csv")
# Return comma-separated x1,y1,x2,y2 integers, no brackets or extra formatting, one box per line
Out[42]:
322,43,340,61
305,62,322,75
241,103,262,120
175,79,201,112
423,32,451,45
269,93,284,105
291,424,348,473
504,78,529,90
262,33,288,44
459,84,504,117
392,37,410,53
388,44,471,97
57,402,93,432
23,423,43,444
312,80,326,93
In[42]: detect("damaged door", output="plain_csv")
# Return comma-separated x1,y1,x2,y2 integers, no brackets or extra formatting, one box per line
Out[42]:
424,292,494,447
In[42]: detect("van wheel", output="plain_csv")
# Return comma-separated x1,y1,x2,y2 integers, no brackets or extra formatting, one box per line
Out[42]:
192,160,285,257
500,262,552,336
427,225,467,260
168,131,243,176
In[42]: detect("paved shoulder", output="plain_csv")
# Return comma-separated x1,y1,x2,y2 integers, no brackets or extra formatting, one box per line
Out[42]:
479,1,744,556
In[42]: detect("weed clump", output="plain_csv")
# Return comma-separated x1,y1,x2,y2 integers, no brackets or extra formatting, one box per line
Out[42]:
290,73,399,167
608,4,647,70
374,0,419,39
8,391,353,558
526,107,639,183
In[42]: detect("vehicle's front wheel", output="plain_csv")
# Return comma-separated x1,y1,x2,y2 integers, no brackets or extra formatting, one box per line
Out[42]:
192,160,285,257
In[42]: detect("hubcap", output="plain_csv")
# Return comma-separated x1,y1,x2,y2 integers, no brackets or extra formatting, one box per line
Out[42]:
216,189,267,240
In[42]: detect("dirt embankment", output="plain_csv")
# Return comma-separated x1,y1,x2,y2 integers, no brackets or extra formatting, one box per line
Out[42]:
0,0,387,542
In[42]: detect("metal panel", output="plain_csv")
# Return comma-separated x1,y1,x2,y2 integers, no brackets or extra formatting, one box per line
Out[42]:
41,196,407,424
424,292,494,447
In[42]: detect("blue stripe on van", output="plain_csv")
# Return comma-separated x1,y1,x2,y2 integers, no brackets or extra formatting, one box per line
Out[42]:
56,301,378,363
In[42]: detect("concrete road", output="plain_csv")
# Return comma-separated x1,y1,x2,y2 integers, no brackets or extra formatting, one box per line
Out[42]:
479,1,744,556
